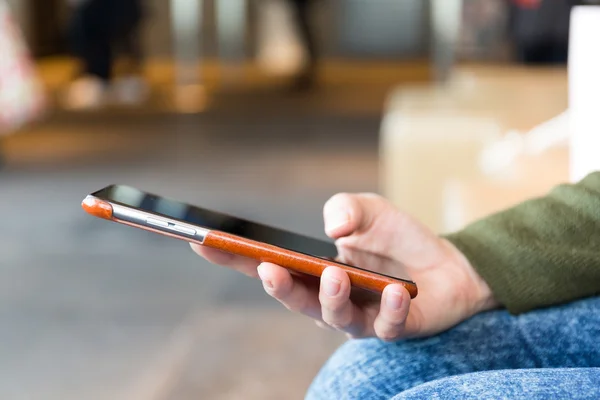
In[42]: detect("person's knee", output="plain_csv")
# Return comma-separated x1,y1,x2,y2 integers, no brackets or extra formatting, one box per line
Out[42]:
305,332,487,399
391,368,600,400
306,339,408,400
390,371,500,400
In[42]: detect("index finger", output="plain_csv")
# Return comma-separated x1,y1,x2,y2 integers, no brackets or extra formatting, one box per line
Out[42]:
190,243,260,278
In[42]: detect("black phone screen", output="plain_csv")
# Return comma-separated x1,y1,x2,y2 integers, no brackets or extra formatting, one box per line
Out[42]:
92,184,413,283
93,184,338,257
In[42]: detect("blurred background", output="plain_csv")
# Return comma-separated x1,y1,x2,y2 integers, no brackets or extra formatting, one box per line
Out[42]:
0,0,592,398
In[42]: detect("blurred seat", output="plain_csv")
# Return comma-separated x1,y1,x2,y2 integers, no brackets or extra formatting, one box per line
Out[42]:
379,65,568,233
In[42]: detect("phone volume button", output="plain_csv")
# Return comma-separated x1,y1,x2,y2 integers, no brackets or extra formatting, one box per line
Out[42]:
146,217,169,228
172,225,196,235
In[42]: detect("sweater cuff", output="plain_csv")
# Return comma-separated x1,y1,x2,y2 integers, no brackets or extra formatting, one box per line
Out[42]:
444,231,542,315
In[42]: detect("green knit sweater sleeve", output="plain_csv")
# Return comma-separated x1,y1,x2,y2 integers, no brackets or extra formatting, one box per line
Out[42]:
444,171,600,314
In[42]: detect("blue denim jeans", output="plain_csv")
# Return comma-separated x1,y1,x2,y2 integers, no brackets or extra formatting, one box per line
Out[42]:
306,296,600,399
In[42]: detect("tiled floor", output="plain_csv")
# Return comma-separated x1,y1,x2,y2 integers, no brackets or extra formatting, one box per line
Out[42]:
0,64,398,399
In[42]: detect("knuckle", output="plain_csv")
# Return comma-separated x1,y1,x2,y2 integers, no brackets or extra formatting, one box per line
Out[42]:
376,322,404,342
326,300,347,314
322,314,353,332
265,285,286,299
378,332,400,342
282,297,311,315
320,294,348,313
264,280,293,300
328,321,352,331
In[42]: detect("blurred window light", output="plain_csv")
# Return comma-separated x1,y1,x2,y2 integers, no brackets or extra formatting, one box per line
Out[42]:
336,0,428,57
216,0,246,60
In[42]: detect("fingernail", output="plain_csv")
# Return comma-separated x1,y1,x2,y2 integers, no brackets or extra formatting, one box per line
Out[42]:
256,265,273,289
325,210,350,233
386,290,403,310
323,276,341,297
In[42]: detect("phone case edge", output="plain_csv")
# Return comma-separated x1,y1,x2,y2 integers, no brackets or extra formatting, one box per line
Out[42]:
203,230,418,298
80,195,418,298
82,195,114,220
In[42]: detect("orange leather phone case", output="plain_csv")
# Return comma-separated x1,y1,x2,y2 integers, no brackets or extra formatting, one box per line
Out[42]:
82,196,418,298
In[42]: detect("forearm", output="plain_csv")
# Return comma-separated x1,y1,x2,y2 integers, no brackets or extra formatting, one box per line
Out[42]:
444,172,600,314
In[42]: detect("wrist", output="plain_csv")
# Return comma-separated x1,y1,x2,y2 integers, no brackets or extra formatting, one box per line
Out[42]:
441,238,500,313
469,263,500,312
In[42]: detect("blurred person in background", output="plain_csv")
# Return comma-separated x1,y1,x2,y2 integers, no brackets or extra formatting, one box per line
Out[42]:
64,0,148,109
287,0,319,90
194,172,600,398
508,0,577,64
0,0,45,168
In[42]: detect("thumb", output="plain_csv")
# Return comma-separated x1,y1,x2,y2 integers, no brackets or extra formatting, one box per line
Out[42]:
323,193,445,267
323,192,383,239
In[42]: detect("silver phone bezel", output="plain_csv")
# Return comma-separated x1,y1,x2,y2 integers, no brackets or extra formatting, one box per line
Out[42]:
111,202,209,243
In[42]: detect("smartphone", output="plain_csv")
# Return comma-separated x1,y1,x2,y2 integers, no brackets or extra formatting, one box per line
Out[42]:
82,184,417,298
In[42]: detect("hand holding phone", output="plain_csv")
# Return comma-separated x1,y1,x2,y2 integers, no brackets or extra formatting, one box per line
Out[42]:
83,185,495,341
193,193,498,341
